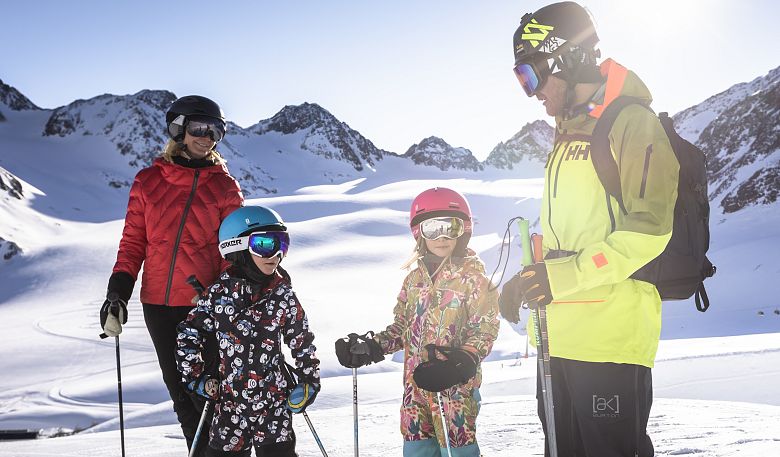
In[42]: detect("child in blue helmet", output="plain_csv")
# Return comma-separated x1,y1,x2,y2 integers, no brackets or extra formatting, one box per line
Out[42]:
175,206,320,457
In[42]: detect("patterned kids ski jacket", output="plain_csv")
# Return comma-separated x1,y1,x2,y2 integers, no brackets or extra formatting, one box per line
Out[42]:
530,59,679,368
372,251,499,448
176,270,319,450
112,157,243,306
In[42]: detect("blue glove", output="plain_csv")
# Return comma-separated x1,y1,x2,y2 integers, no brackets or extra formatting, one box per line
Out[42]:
187,375,219,401
287,383,318,413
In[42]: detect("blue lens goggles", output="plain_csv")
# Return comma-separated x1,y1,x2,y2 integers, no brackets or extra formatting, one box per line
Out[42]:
218,231,290,259
513,61,546,97
247,231,290,259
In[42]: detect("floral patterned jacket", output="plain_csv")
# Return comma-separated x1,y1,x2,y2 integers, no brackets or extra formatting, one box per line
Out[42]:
374,249,500,395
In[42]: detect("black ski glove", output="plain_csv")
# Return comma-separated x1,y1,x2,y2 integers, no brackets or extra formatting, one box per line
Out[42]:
413,345,479,392
334,332,385,368
498,263,552,323
99,271,135,337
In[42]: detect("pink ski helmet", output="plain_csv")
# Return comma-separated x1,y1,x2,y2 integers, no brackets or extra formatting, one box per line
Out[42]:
409,187,473,240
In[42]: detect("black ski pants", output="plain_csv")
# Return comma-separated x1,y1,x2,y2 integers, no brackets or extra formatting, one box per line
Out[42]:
537,357,654,457
204,438,298,457
143,303,217,457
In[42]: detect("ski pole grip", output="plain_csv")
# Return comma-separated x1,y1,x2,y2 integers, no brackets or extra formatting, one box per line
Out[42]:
531,233,544,264
518,219,532,267
186,275,205,295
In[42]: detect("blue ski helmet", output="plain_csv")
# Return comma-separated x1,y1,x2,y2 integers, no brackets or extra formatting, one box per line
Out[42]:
218,206,287,259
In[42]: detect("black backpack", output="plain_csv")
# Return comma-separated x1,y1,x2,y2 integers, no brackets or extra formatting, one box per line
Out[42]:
591,96,716,311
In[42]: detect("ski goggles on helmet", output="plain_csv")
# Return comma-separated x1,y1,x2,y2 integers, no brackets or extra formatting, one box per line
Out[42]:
186,116,225,143
513,59,551,97
219,231,290,259
419,217,465,241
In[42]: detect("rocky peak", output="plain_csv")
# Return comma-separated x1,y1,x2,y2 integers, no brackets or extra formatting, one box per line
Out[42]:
251,102,388,171
484,120,554,169
0,167,25,261
0,79,40,111
674,65,780,214
42,90,177,168
0,167,24,200
255,102,340,135
403,136,483,172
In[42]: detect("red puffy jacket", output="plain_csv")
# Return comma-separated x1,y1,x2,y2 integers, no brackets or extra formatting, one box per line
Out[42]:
112,158,243,306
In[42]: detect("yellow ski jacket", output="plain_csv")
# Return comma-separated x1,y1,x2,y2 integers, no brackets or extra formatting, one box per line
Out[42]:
530,59,679,368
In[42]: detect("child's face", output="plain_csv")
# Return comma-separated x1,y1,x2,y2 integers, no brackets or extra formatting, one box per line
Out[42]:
424,237,457,258
252,253,281,275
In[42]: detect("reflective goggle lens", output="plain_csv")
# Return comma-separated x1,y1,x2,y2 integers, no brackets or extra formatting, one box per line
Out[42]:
186,119,225,143
513,63,541,97
420,217,465,241
248,232,290,258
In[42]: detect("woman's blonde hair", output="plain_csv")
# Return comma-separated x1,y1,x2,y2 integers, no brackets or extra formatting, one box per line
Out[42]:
160,139,226,165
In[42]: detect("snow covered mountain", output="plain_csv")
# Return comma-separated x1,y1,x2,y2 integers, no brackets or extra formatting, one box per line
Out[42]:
484,119,553,172
673,65,780,214
42,90,177,173
402,136,483,171
0,78,40,112
248,102,389,171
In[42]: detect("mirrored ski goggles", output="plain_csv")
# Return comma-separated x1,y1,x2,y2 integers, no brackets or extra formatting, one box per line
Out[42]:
513,61,547,97
186,118,225,143
219,231,290,259
419,217,465,241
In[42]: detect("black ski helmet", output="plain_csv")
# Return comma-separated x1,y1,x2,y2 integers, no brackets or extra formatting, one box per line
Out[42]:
513,2,601,84
165,95,227,142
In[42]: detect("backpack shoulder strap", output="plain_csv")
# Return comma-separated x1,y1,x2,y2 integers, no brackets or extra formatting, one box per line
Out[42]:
590,95,647,216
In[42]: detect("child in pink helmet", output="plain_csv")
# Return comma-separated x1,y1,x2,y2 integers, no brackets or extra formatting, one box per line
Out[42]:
335,187,500,457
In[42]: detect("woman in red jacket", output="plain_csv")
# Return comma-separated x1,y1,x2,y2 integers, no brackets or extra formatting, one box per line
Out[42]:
99,95,243,456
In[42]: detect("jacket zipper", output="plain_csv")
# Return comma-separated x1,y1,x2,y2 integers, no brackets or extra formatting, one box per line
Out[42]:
546,143,564,251
639,144,653,199
605,191,616,233
164,169,201,306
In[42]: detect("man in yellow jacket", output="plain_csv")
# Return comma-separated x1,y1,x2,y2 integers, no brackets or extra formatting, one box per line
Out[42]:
499,2,679,456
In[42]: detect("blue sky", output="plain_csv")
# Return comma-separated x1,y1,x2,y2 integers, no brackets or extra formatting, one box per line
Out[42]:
3,0,779,159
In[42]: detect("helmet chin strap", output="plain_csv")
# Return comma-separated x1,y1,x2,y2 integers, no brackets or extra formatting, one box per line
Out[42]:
177,142,193,160
557,48,602,119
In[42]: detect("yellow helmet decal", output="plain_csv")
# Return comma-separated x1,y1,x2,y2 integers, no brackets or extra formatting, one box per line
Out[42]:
521,19,555,48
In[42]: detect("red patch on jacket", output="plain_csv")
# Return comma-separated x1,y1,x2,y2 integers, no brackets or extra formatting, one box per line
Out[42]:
592,253,608,269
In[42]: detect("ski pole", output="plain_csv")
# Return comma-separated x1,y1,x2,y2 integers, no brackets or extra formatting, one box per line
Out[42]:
99,294,127,457
302,411,329,457
280,361,330,457
519,220,558,457
189,400,213,457
114,335,126,457
347,334,371,457
352,367,359,457
436,391,453,457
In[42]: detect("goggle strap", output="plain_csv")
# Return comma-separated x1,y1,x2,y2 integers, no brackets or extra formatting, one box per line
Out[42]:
219,236,250,256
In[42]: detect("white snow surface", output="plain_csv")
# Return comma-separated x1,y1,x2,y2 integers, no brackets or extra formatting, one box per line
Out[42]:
1,95,780,456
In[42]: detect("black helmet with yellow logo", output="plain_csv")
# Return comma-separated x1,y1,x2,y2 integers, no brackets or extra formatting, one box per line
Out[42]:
512,2,601,95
